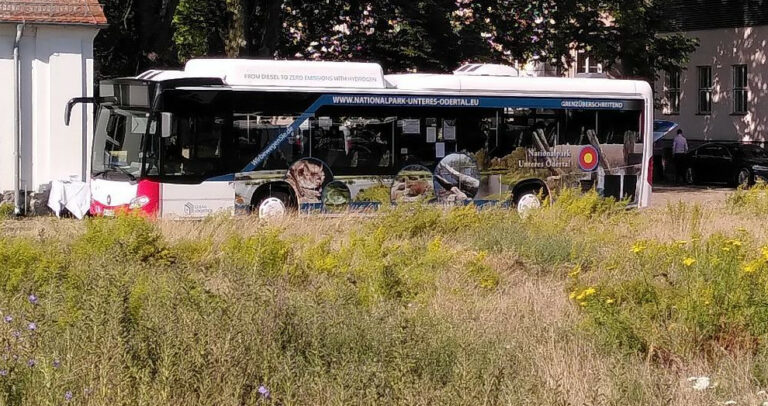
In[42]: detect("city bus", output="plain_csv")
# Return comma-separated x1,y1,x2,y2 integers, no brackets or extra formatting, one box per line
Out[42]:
65,59,654,218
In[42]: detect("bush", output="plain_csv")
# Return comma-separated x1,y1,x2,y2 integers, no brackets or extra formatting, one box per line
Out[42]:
221,227,290,276
0,203,14,219
727,181,768,214
6,189,764,404
0,237,63,293
572,233,768,360
73,214,169,263
550,188,628,218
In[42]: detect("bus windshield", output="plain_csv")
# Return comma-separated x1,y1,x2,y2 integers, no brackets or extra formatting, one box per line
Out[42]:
92,106,151,181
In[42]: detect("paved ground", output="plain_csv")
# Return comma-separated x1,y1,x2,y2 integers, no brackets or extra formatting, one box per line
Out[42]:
650,185,733,208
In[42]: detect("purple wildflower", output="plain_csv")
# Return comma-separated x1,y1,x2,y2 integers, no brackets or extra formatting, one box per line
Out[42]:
28,294,38,305
258,385,270,398
27,359,35,367
27,322,36,331
3,315,11,323
64,391,73,401
53,359,61,368
0,370,7,376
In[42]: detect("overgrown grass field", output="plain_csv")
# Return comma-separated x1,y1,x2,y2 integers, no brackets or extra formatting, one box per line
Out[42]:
3,187,768,405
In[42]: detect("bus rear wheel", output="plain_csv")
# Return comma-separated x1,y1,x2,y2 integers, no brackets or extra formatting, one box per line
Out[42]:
254,190,295,219
514,190,542,214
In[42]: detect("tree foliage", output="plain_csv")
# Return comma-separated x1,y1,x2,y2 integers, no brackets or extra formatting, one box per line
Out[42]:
95,0,180,79
602,0,698,81
95,0,697,81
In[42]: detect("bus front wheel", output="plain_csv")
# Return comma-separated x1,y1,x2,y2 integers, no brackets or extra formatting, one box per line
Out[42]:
254,190,295,218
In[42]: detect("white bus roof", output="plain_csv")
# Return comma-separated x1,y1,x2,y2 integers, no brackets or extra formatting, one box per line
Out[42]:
131,59,651,98
185,59,387,89
385,74,648,98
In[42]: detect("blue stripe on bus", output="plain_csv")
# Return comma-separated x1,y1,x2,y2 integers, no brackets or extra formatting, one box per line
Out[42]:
242,94,642,172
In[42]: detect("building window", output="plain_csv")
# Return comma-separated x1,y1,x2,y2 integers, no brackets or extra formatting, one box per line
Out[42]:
697,66,712,114
732,64,748,114
665,70,681,114
576,50,602,74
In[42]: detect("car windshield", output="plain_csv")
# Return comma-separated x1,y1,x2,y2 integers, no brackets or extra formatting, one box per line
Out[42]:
92,106,151,180
733,144,768,159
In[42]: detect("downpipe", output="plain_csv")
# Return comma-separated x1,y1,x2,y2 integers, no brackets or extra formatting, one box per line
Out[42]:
13,23,24,216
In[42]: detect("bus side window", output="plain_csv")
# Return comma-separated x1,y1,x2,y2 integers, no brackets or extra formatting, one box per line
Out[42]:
597,110,641,145
311,115,395,175
160,114,225,177
495,108,534,157
562,110,597,145
397,118,436,168
232,113,306,171
456,116,487,155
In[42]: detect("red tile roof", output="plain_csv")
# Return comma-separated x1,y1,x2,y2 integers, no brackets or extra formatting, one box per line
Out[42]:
0,0,107,25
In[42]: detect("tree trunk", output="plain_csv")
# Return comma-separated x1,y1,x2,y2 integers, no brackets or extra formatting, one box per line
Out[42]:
257,0,282,57
241,0,256,56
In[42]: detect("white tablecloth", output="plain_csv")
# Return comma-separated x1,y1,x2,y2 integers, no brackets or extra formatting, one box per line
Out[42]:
48,180,91,219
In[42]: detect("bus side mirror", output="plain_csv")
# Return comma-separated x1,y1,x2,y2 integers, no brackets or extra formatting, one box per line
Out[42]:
65,97,96,126
161,112,173,138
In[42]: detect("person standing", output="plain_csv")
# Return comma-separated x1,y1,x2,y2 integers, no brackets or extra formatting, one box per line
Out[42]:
672,129,689,184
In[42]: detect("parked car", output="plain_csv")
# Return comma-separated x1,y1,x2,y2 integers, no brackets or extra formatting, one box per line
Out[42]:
685,142,768,186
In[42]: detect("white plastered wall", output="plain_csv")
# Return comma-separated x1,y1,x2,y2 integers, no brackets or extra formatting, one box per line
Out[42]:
0,23,98,193
656,25,768,142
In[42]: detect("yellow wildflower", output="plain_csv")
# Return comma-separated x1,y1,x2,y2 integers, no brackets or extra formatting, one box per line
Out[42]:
575,287,596,301
568,266,581,278
605,298,615,304
741,260,761,273
569,291,577,300
682,257,696,267
579,301,587,307
631,242,646,254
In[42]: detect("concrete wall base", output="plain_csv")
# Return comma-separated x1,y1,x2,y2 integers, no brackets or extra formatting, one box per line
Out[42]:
0,187,53,216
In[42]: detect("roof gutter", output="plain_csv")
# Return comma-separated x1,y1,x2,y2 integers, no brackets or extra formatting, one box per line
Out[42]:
13,22,24,216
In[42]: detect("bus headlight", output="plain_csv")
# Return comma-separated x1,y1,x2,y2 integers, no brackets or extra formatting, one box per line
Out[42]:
129,196,151,209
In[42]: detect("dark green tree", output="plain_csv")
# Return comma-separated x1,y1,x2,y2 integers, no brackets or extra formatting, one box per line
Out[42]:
95,0,182,79
95,0,697,83
172,0,228,62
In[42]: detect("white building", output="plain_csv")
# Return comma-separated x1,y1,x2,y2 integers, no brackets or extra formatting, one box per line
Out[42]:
0,0,106,213
655,2,768,144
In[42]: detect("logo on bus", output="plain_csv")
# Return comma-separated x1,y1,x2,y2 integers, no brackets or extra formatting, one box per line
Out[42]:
183,202,214,217
578,146,599,172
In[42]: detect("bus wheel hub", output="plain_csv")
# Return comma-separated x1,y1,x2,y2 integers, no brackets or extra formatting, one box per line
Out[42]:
258,197,286,218
517,193,541,213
